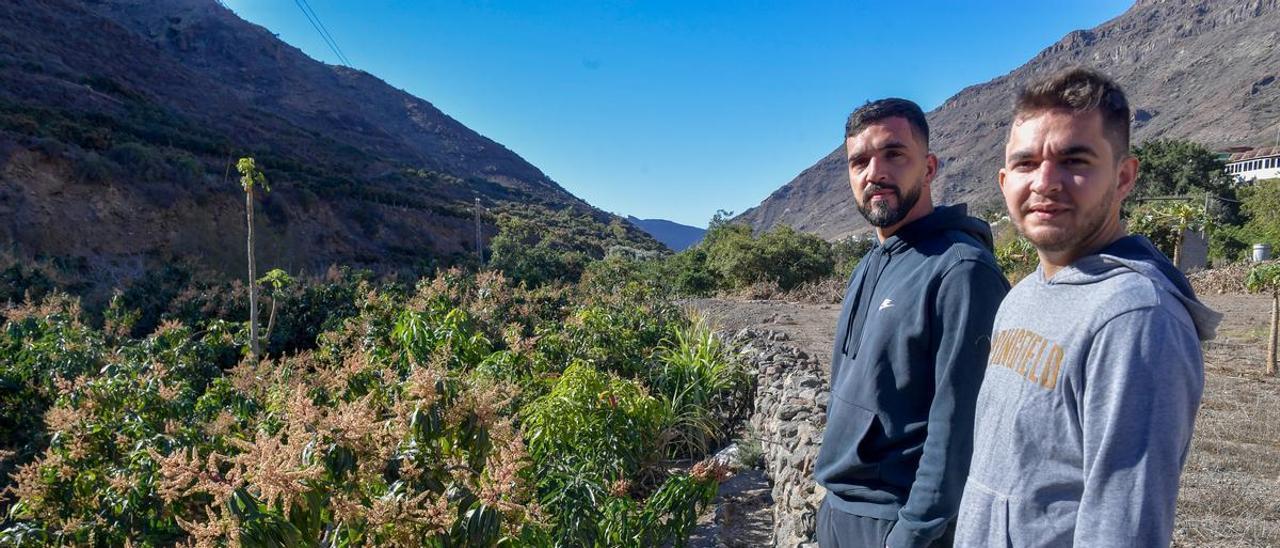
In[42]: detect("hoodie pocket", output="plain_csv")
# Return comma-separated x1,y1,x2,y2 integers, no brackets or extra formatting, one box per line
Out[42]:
955,479,1011,548
814,397,882,487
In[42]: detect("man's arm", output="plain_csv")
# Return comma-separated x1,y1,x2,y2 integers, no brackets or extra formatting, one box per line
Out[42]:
1073,306,1203,547
887,259,1007,547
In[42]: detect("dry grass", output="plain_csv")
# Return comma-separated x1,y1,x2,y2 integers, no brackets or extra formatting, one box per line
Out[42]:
1174,294,1280,547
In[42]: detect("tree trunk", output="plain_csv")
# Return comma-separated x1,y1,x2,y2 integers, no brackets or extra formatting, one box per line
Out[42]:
1173,233,1183,270
247,188,260,361
265,296,277,344
1269,290,1278,376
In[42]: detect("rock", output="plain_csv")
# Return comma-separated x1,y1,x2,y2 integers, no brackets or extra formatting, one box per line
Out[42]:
778,404,805,421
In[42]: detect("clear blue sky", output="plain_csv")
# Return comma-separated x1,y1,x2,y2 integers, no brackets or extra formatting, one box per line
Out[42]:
222,0,1131,228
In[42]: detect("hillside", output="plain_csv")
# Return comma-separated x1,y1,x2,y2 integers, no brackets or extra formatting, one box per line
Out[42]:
0,0,660,290
737,0,1280,239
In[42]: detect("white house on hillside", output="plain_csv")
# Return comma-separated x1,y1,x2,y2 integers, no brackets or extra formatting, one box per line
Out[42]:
1226,146,1280,183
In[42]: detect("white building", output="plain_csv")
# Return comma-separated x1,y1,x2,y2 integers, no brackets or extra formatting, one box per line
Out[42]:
1226,146,1280,183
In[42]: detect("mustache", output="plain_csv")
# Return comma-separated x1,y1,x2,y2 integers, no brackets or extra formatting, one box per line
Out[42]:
1022,200,1068,212
864,183,899,195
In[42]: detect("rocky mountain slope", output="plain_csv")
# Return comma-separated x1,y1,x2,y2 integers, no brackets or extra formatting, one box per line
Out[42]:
738,0,1280,240
0,0,659,288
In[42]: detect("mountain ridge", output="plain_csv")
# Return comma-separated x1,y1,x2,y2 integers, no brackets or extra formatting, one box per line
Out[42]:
0,0,661,289
737,0,1280,239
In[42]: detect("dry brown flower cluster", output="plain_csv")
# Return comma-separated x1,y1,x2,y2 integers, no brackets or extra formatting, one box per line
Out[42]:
135,336,539,544
153,318,186,337
689,458,732,484
174,505,240,548
1,292,83,324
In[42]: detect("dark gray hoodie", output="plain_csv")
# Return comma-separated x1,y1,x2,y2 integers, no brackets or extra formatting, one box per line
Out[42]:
815,205,1009,547
955,236,1221,547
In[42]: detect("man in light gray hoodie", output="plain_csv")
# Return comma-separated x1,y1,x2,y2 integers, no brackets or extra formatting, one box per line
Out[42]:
954,67,1221,547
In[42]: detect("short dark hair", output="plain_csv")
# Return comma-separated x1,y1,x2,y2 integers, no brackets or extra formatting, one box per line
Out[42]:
1014,66,1131,158
845,98,929,147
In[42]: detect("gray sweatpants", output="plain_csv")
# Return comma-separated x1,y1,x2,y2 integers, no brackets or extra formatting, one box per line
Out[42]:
816,497,955,548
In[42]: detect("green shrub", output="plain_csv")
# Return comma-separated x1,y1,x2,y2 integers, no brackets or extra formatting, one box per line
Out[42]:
488,206,666,288
651,317,750,459
993,221,1038,284
107,141,166,181
702,222,834,291
1238,179,1280,249
0,268,729,546
524,362,668,482
1131,139,1234,199
831,236,874,280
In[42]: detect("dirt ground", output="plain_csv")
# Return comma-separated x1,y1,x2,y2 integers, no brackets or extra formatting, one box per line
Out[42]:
689,293,1280,547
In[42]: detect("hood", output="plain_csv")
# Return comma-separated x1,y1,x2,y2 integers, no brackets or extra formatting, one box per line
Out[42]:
883,204,996,253
1051,235,1221,341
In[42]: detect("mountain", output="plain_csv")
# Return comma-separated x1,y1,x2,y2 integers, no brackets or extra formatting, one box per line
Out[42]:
0,0,660,288
625,216,706,251
737,0,1280,240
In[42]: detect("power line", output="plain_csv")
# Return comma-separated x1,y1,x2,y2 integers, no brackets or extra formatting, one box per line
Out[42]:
292,0,351,67
294,0,349,66
298,0,351,66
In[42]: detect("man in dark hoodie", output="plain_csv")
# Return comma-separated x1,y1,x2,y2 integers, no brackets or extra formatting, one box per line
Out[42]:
814,98,1009,547
954,68,1221,547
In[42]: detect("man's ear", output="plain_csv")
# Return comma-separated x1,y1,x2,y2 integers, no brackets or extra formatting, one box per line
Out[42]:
998,168,1007,193
1117,155,1139,200
925,153,939,183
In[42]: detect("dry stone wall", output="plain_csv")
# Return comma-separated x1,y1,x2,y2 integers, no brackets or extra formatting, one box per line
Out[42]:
734,328,829,548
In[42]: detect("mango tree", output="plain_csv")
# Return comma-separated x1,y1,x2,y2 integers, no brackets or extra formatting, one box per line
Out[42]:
1246,263,1280,375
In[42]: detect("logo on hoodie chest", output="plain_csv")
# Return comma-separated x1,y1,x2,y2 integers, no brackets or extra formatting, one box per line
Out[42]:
987,328,1065,390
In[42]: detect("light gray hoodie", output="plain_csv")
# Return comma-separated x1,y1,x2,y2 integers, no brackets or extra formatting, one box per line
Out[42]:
954,236,1221,547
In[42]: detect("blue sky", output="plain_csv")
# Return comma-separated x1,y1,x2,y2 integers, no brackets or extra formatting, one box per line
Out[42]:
222,1,1131,228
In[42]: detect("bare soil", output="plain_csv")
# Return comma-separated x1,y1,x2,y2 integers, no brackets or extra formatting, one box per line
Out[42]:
689,293,1280,547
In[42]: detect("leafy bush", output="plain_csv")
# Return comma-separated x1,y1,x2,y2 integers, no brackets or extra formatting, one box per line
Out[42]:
651,317,751,459
831,236,875,280
108,141,167,181
702,222,834,291
488,206,667,288
1131,138,1234,199
524,363,668,483
0,267,731,546
1237,179,1280,250
993,220,1038,283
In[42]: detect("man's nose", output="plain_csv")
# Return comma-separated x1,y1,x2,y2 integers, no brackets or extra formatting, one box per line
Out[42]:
1030,161,1063,195
865,156,889,182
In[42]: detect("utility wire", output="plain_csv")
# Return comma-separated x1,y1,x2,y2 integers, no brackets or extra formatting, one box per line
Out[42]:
298,0,351,66
293,0,351,67
294,0,349,66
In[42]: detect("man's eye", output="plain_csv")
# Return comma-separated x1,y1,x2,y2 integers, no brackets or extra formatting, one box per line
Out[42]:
1011,160,1036,171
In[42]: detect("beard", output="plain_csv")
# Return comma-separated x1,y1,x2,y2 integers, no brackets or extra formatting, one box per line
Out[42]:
1018,183,1117,254
857,182,923,228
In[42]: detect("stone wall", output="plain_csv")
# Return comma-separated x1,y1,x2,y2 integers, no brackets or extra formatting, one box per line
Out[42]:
735,328,829,548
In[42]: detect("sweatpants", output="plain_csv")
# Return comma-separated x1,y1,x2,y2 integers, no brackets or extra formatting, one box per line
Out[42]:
816,496,955,548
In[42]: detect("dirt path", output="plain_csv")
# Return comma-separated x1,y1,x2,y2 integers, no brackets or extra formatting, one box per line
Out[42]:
691,293,1280,547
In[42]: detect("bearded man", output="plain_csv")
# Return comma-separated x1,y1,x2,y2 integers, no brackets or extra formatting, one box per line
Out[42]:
814,98,1009,547
955,67,1221,547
